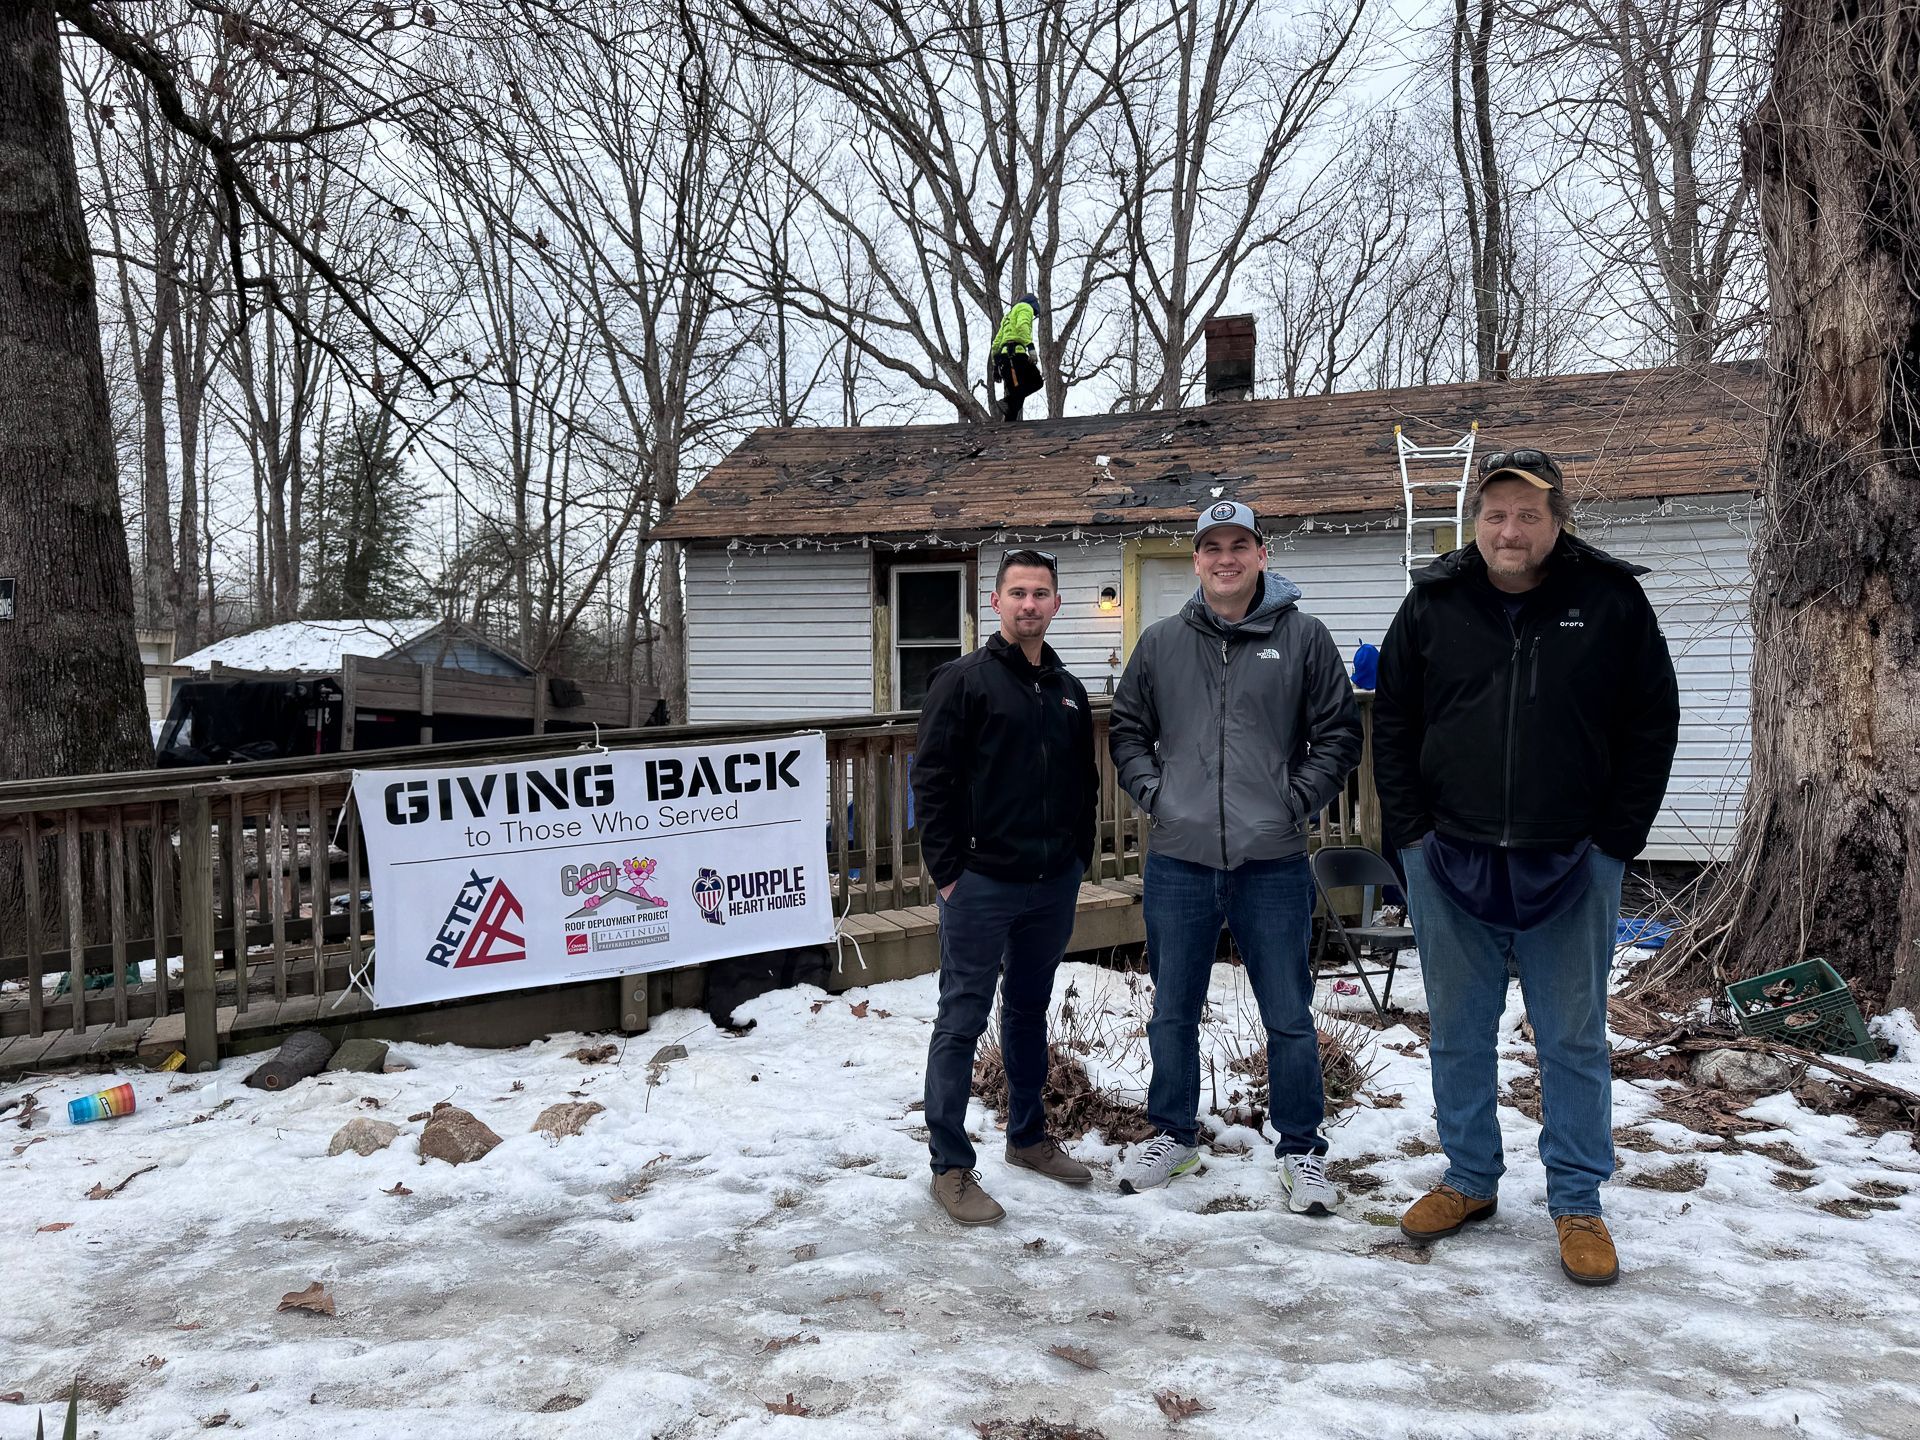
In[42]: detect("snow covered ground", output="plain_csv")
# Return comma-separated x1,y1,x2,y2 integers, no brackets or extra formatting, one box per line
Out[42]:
5,958,1919,1440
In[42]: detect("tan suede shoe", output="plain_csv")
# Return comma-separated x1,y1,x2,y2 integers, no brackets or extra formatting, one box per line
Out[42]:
1556,1215,1620,1286
1399,1184,1498,1243
931,1168,1006,1226
1005,1137,1093,1185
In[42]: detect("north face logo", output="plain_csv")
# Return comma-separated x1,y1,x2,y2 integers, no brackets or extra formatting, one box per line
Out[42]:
1257,648,1282,660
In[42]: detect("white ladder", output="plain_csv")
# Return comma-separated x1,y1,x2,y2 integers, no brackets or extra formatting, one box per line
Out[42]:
1397,422,1478,592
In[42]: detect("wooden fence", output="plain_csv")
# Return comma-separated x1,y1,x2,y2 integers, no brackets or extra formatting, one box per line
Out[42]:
0,699,1378,1069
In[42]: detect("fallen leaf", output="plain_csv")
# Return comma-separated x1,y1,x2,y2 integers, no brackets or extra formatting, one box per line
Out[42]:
759,1333,820,1354
37,1222,73,1233
849,1001,870,1018
1087,1310,1118,1321
12,1136,46,1155
1047,1343,1101,1371
792,1242,817,1261
810,1000,827,1014
873,1009,891,1019
277,1282,337,1316
1023,1237,1047,1252
1154,1390,1212,1420
384,1182,413,1196
568,1043,617,1064
358,1096,382,1109
0,1391,22,1403
141,1355,166,1371
86,1163,158,1200
205,1411,230,1427
175,1323,203,1331
407,1110,431,1122
766,1392,811,1415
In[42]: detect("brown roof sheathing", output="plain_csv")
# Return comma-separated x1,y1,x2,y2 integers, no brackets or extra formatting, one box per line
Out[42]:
656,362,1765,542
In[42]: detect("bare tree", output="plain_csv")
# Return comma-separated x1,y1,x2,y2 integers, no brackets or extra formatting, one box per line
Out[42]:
1516,0,1766,367
1109,0,1368,408
1649,0,1920,1010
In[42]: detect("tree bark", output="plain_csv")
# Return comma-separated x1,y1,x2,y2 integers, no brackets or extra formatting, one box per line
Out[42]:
0,3,151,786
1720,0,1920,1010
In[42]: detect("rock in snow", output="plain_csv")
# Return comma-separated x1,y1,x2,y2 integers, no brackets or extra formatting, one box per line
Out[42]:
327,1117,400,1157
1691,1047,1798,1094
417,1103,501,1165
532,1101,605,1139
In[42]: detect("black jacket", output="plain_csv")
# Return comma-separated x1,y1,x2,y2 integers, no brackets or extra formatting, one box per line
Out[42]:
912,634,1098,888
1373,532,1679,860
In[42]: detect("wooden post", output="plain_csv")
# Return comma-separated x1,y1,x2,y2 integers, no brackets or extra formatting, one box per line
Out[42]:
180,793,218,1071
149,801,169,1020
21,812,44,1037
63,812,85,1033
532,674,548,734
309,782,326,998
108,809,128,1028
620,974,650,1033
419,664,434,746
340,655,358,751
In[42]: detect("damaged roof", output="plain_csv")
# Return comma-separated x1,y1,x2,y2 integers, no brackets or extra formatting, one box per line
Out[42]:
655,362,1765,543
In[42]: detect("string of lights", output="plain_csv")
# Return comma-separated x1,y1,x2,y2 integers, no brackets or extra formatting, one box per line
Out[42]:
714,497,1757,586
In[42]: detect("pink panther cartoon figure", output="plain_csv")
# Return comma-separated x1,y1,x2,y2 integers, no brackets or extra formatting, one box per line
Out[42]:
621,856,667,907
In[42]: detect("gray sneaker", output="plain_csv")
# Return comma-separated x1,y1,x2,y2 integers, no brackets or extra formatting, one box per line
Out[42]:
1279,1153,1338,1216
931,1168,1005,1226
1118,1134,1201,1194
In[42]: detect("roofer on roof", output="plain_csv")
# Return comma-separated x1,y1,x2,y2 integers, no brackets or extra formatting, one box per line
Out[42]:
989,293,1045,422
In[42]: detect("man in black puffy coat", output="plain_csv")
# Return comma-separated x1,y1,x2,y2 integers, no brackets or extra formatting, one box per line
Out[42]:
911,548,1098,1226
1375,447,1678,1287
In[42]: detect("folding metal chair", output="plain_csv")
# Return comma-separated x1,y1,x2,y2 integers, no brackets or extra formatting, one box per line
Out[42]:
1310,845,1415,1017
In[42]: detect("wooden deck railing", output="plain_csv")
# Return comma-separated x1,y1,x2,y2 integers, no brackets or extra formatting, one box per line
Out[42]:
0,698,1377,1065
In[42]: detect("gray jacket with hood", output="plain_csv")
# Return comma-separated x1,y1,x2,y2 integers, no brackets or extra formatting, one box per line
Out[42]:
1109,572,1363,869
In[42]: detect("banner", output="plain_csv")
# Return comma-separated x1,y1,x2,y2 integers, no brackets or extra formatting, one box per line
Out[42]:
351,732,833,1008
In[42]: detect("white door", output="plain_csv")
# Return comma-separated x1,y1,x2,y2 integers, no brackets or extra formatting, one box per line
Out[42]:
1139,555,1196,634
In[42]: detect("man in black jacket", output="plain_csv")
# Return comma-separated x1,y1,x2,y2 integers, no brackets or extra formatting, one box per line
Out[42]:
1374,448,1678,1287
911,549,1099,1225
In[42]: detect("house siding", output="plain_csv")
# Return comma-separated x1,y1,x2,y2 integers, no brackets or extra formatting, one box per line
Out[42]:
686,547,874,721
1584,505,1755,862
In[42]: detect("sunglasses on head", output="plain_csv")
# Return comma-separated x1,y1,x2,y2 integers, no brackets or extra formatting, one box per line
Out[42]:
1480,449,1562,482
1004,548,1058,568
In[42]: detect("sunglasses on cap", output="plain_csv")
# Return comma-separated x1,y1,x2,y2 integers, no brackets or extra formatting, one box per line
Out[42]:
1479,449,1563,486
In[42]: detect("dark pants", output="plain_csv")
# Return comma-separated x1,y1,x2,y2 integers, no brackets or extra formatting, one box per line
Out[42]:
1143,851,1326,1156
998,349,1043,420
924,868,1081,1173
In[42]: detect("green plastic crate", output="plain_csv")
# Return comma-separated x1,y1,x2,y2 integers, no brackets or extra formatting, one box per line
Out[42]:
1726,958,1877,1062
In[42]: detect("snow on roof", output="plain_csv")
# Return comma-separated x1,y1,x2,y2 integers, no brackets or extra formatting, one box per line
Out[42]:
174,618,440,674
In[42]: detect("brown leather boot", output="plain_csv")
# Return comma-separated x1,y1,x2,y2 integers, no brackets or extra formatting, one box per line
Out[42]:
1399,1184,1498,1243
931,1168,1006,1226
1556,1215,1620,1286
1005,1137,1092,1185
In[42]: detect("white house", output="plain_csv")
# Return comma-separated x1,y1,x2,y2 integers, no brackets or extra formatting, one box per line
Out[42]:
656,357,1764,862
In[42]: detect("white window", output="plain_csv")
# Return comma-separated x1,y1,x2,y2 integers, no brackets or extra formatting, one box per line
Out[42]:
891,564,966,709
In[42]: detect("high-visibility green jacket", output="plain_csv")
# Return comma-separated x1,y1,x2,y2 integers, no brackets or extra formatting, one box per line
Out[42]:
992,301,1036,352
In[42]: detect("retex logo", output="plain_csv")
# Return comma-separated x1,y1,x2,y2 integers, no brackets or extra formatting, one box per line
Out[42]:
426,869,525,968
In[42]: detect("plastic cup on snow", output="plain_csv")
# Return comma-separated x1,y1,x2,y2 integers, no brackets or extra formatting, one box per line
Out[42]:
67,1082,136,1124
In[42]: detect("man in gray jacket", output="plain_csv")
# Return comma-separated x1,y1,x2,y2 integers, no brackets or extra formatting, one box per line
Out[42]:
1109,501,1362,1211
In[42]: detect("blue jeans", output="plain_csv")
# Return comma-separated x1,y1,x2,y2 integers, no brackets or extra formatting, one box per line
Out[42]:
924,868,1081,1173
1400,845,1625,1218
1142,852,1325,1156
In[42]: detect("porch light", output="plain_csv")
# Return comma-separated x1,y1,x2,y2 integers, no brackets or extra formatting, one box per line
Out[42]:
1098,585,1120,613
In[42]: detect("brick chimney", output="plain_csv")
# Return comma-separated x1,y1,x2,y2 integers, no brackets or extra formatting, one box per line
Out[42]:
1203,314,1255,403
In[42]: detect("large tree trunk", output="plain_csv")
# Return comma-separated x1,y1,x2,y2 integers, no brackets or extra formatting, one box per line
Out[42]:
1718,0,1920,1011
0,3,151,786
